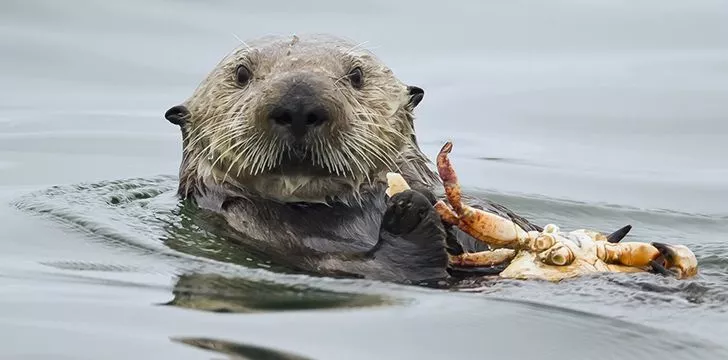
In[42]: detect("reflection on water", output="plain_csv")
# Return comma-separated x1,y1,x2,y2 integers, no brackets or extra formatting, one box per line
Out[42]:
161,197,295,274
164,273,395,313
173,337,315,360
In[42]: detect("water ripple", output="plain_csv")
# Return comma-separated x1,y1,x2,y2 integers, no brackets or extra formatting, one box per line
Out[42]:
11,175,728,346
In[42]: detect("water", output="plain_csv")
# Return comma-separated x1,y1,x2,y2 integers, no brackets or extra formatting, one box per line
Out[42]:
2,0,728,359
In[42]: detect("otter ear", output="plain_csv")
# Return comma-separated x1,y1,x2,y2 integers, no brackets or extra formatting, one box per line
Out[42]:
407,86,424,109
165,105,190,126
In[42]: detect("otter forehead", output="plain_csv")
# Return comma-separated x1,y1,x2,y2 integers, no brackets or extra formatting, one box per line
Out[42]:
225,34,386,76
242,34,372,57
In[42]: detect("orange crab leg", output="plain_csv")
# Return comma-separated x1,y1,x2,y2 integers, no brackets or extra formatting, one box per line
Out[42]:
651,243,698,279
435,141,532,249
595,242,661,267
449,248,517,267
437,141,463,214
436,199,527,248
457,206,531,248
434,199,510,248
434,200,459,225
436,199,519,268
434,140,700,280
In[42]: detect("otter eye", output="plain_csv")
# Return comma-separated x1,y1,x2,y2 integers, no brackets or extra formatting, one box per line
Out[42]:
235,65,252,86
347,67,363,89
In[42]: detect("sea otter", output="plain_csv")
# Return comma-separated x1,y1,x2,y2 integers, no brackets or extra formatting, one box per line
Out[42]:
163,34,541,285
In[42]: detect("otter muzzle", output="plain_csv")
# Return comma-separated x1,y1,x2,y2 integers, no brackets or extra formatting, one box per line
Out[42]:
268,78,331,139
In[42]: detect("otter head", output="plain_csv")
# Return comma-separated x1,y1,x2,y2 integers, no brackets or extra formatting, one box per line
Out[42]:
166,34,436,204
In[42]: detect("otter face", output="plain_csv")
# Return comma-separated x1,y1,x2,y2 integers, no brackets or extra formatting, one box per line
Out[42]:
168,34,436,203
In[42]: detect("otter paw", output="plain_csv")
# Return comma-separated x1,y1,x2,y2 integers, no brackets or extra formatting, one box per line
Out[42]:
381,190,434,235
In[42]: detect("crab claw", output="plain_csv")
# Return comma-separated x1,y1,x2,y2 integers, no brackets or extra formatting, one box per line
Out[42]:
595,241,661,268
606,225,632,243
650,242,698,279
436,141,462,213
435,141,534,249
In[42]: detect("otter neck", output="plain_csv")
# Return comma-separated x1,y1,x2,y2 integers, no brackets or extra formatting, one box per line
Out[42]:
197,159,389,205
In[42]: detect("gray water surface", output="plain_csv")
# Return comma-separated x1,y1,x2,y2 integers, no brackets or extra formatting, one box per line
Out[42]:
2,1,728,359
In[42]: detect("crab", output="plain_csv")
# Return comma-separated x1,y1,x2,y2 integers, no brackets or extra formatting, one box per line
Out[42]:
386,141,698,282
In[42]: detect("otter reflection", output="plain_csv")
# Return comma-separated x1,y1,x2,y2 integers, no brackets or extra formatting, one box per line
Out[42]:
160,199,396,314
162,273,395,313
161,199,298,273
172,337,315,360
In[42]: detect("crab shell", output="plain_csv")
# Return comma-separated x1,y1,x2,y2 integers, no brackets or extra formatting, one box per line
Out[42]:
385,172,410,198
498,227,646,281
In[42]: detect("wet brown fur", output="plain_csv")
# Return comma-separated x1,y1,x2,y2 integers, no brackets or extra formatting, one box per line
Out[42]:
166,34,461,284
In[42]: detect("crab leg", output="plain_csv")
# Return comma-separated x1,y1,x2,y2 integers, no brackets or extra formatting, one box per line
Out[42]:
595,241,699,279
434,200,490,243
595,241,661,267
437,142,464,214
449,248,517,267
434,200,459,225
650,242,698,279
436,141,534,249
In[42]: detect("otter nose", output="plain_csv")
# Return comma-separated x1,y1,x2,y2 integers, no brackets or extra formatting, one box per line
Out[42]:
269,82,330,138
270,102,329,138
